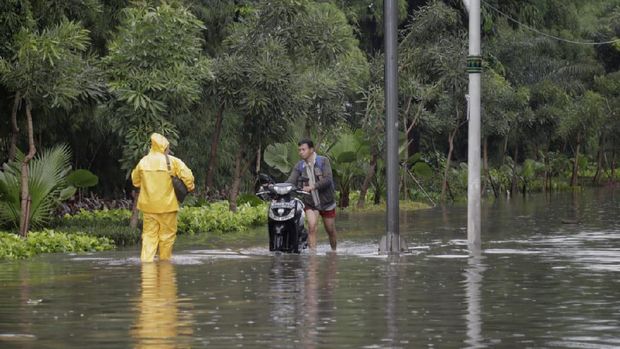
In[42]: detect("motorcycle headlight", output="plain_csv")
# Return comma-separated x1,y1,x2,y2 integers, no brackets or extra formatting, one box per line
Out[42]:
272,184,293,195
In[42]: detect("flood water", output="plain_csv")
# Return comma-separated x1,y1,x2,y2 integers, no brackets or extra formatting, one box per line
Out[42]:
1,188,619,348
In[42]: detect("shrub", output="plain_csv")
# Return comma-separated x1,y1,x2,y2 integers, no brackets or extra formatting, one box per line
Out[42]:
61,208,132,226
56,209,138,245
0,145,75,229
0,232,32,259
0,230,114,260
178,201,267,235
237,193,264,207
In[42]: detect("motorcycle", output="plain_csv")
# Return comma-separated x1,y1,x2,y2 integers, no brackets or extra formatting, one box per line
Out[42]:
256,174,309,253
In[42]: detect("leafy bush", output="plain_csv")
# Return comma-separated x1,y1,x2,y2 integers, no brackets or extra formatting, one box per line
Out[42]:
58,224,141,246
56,209,139,246
237,193,264,207
55,203,267,243
178,201,267,235
0,233,32,260
61,209,132,226
0,230,114,260
0,145,77,229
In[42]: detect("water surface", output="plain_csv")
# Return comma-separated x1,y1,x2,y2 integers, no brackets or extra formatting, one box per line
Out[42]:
1,188,618,348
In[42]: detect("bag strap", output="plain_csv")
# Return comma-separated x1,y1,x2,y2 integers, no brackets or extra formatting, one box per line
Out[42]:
165,155,173,177
316,155,324,170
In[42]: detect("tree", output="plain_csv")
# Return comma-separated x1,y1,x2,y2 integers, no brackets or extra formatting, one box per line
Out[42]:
481,69,529,196
103,2,212,174
0,145,77,229
593,72,620,183
214,0,367,211
0,21,101,236
556,91,606,187
102,2,211,226
356,55,385,208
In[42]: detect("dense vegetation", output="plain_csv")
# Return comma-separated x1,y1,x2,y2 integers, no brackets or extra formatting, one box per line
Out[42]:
1,0,619,236
0,230,114,260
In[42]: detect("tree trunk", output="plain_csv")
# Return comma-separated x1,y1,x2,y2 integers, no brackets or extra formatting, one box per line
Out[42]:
611,151,616,183
228,147,245,212
19,99,36,237
205,104,225,191
592,136,604,185
338,183,350,208
483,138,498,198
255,144,261,175
501,136,508,166
543,157,548,194
571,133,581,187
9,92,21,162
357,150,378,209
373,186,381,205
510,144,519,195
130,190,140,229
441,129,457,202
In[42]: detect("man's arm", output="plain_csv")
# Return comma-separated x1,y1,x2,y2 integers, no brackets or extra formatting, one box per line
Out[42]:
286,163,300,185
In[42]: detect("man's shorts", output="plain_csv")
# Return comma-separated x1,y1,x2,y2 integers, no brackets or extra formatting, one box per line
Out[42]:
304,205,337,218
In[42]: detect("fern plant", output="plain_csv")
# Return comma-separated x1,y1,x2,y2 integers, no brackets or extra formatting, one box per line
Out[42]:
0,144,75,229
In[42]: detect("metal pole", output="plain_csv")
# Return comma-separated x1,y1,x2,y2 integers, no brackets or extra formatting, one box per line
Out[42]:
380,0,402,254
466,0,482,254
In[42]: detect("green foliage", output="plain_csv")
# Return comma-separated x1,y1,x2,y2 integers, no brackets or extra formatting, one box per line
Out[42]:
557,90,606,140
237,193,264,207
263,142,299,175
0,0,34,58
104,2,212,173
178,201,267,235
62,208,131,226
56,208,138,246
1,0,618,208
0,232,31,260
0,230,114,260
522,159,545,182
0,20,103,108
328,130,368,207
0,145,74,229
66,169,99,188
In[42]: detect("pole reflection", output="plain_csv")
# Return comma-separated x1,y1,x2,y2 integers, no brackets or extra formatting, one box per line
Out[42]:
385,254,401,346
464,256,486,349
132,262,192,349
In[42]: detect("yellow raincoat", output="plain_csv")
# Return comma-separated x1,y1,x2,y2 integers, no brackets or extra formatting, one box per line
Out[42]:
131,133,195,262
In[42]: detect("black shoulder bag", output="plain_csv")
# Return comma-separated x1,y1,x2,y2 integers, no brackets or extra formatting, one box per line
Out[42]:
165,155,189,203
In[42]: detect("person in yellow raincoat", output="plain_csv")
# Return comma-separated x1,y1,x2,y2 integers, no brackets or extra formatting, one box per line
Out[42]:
131,133,195,262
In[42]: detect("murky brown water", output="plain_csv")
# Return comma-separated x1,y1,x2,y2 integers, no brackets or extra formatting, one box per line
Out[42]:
1,188,619,348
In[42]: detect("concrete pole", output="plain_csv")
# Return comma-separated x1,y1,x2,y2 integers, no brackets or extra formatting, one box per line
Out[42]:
381,0,402,254
466,0,482,254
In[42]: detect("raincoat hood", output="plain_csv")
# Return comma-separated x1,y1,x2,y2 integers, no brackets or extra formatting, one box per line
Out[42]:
150,133,169,154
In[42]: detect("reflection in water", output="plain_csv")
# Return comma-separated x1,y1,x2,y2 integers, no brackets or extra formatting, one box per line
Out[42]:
300,253,338,349
132,262,192,349
268,256,303,329
464,257,486,349
385,255,401,347
301,255,318,348
267,254,338,348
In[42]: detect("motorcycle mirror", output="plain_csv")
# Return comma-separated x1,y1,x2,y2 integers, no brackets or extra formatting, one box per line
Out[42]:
299,175,309,183
258,173,274,183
